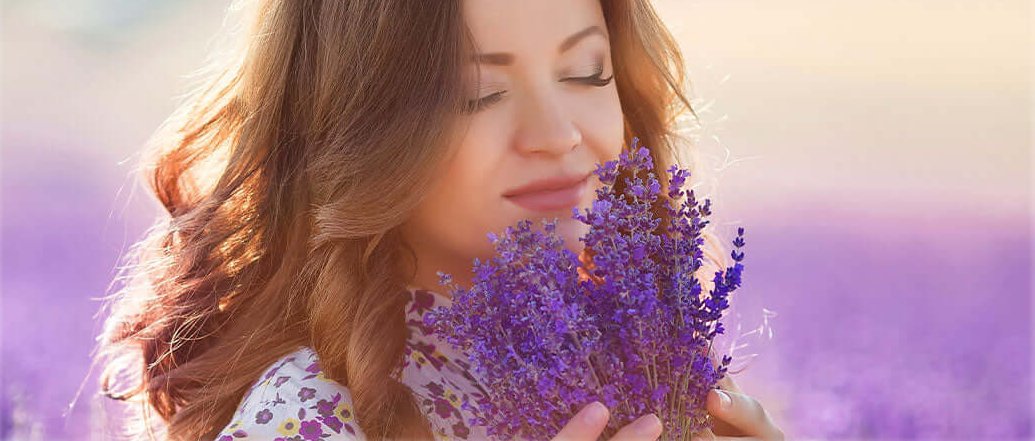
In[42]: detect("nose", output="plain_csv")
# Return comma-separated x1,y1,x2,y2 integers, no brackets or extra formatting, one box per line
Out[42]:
513,87,582,156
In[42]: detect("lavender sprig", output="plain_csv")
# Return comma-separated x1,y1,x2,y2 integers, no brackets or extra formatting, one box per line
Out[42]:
425,137,745,440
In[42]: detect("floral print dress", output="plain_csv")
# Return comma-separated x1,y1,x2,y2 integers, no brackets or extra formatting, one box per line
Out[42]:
213,285,490,440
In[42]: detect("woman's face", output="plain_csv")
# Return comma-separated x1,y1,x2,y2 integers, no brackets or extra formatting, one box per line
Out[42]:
401,0,624,290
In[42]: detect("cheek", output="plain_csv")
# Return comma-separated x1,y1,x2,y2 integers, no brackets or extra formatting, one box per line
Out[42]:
555,213,591,255
574,87,625,161
410,88,625,258
574,88,625,192
554,90,624,253
406,133,511,259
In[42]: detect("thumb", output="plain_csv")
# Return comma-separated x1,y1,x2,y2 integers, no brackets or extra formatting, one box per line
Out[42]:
706,388,778,438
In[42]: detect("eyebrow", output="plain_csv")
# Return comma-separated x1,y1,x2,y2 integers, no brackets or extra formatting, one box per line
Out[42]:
471,25,605,66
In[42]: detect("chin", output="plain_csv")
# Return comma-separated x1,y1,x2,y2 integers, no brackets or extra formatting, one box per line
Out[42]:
499,203,589,252
554,215,589,253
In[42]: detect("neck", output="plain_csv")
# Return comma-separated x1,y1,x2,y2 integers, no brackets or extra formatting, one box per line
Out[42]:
403,247,473,297
400,228,477,296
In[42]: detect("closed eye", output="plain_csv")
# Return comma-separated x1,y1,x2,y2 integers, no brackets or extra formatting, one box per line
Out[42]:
463,64,613,114
561,63,613,87
464,91,506,114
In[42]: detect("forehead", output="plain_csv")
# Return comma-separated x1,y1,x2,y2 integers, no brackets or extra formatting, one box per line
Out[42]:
461,0,607,54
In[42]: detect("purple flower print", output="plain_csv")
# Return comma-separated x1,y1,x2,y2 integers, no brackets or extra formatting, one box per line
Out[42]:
322,415,344,433
433,397,454,419
316,397,337,417
297,387,316,402
452,421,471,438
255,408,273,424
298,420,323,441
305,361,321,375
408,289,436,316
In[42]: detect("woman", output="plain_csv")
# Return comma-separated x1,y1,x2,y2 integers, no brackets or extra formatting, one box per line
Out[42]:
95,0,784,440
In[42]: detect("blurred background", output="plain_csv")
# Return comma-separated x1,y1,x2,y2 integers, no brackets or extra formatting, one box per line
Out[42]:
1,0,1030,439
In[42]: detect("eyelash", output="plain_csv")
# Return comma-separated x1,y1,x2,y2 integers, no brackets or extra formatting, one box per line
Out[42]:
464,64,614,114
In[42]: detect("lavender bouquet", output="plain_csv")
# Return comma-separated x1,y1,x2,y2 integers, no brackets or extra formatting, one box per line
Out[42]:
425,137,745,440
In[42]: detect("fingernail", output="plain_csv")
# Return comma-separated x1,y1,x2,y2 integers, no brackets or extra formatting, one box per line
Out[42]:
582,401,607,425
717,389,732,409
633,413,662,436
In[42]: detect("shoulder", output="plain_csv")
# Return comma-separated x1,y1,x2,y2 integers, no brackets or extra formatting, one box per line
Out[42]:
215,346,366,440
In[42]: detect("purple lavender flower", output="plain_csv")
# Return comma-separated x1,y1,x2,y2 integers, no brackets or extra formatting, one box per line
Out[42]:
426,137,745,440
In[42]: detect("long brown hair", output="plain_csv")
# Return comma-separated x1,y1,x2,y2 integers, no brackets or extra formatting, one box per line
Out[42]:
94,0,726,439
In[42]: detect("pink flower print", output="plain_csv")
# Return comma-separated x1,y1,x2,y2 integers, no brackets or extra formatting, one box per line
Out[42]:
408,289,435,316
299,420,323,441
298,386,316,402
305,361,321,374
433,397,453,419
452,421,470,439
255,408,273,424
302,359,322,380
321,416,343,433
263,366,279,381
425,381,445,396
315,395,338,417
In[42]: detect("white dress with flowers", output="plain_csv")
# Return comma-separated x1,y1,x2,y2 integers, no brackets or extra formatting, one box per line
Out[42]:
213,286,490,440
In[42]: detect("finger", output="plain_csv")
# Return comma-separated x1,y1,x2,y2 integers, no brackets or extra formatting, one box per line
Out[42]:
607,413,663,441
707,352,743,394
689,427,716,440
689,427,765,441
715,373,743,395
705,389,783,441
552,401,610,441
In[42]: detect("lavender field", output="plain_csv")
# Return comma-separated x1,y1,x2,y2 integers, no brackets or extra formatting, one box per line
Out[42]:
2,0,1031,440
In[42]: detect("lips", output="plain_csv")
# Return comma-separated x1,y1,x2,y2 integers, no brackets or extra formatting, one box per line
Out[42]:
503,172,591,213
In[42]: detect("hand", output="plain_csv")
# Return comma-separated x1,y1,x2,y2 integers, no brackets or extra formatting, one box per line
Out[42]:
551,401,664,441
692,373,784,441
